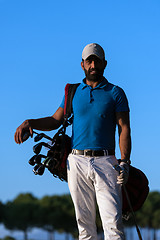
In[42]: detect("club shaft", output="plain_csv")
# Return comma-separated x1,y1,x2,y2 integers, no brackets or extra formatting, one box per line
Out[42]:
33,130,39,135
123,186,143,240
113,164,143,240
43,134,53,141
33,131,53,141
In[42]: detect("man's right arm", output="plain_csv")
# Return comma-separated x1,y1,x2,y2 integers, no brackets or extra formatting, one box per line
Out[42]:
14,107,64,144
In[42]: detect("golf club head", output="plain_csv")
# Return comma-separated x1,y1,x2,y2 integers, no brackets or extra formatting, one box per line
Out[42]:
33,142,52,155
34,133,44,142
33,143,43,155
34,154,46,164
28,155,37,166
34,133,53,142
33,164,40,174
34,164,45,175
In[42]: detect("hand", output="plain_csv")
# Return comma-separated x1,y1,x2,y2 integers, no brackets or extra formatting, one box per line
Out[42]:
14,120,33,144
117,162,129,185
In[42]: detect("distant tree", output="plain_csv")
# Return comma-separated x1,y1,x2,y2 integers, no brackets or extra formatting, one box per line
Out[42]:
55,194,77,239
0,201,4,223
3,236,16,240
37,194,77,240
135,191,160,240
37,195,59,240
152,209,160,240
3,190,160,240
3,193,38,240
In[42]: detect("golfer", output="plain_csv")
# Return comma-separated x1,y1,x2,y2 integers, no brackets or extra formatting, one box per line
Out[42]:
15,43,131,240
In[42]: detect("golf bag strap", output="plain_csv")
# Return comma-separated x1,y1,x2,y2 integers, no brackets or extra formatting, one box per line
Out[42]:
59,83,80,170
64,83,80,118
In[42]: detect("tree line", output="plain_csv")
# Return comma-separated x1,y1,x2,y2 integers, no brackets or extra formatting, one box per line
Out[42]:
0,191,160,240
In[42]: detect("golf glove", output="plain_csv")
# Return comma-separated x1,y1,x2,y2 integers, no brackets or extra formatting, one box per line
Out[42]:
117,162,129,185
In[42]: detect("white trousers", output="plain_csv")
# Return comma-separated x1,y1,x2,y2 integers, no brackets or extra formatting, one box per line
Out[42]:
67,154,125,240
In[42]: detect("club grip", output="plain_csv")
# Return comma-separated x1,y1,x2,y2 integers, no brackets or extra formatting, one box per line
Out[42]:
22,131,30,142
113,164,121,173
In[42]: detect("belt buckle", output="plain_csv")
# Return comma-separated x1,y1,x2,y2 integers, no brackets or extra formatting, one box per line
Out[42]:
84,149,92,156
103,150,108,156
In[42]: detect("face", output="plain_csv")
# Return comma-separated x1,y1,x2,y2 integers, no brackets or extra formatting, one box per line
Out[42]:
81,55,107,82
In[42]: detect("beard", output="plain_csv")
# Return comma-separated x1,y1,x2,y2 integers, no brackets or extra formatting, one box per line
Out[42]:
84,67,104,82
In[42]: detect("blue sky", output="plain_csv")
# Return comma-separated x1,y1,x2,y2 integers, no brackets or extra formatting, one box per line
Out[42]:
0,0,160,203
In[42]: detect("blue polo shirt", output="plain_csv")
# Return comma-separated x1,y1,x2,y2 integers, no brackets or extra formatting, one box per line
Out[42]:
60,78,129,150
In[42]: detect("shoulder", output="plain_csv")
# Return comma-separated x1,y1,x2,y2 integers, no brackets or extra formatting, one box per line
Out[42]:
106,82,129,111
103,80,124,93
110,84,128,101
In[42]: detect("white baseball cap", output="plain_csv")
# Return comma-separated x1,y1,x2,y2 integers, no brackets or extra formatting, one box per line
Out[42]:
82,43,105,60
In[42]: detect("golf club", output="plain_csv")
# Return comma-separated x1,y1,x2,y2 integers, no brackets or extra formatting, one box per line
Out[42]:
113,164,143,240
28,155,37,166
22,130,52,142
33,142,52,155
34,133,53,142
22,130,39,142
28,154,46,166
42,156,57,168
42,156,51,166
33,164,45,175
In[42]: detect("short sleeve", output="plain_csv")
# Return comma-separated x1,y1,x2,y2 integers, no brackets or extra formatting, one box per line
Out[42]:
112,86,130,112
59,95,65,109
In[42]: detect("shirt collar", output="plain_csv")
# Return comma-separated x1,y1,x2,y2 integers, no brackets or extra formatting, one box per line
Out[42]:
81,77,108,90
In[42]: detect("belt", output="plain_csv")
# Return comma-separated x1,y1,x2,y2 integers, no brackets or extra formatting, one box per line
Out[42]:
72,149,115,157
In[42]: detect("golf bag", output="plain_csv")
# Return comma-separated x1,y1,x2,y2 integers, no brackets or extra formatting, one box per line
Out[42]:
45,133,71,181
122,165,149,214
29,83,80,181
44,83,80,181
45,83,80,181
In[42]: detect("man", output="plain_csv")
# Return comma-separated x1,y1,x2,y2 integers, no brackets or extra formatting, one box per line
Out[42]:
14,43,131,240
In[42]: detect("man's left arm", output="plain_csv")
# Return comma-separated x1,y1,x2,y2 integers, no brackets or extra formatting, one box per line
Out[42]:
116,111,131,160
116,111,131,184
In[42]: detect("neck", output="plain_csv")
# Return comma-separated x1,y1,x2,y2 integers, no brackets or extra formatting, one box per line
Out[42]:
85,77,104,88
